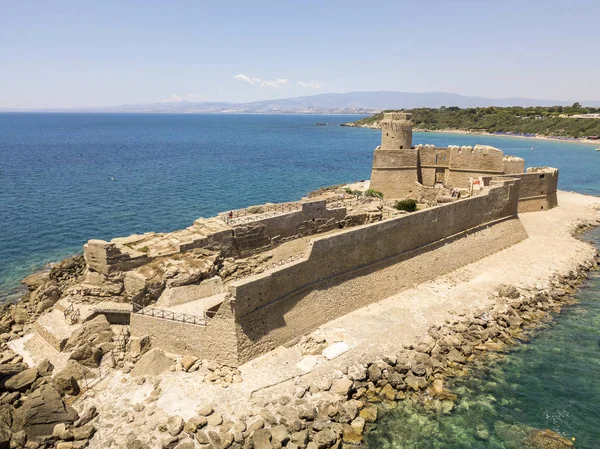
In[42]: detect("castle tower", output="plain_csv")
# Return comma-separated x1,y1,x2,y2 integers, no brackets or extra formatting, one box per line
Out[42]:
381,112,413,149
369,112,420,198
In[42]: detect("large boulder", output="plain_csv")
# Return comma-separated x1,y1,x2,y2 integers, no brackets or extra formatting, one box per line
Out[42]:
53,361,89,396
0,422,10,449
69,343,102,368
0,363,27,379
131,349,174,377
3,368,38,392
64,315,113,351
11,384,78,439
22,271,51,292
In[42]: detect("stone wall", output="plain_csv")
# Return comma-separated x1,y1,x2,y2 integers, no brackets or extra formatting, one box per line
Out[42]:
496,167,559,213
84,200,347,273
370,148,420,197
228,179,525,364
130,299,240,366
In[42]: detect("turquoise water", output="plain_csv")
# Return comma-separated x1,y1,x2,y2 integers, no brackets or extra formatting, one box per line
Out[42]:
366,228,600,449
0,113,598,302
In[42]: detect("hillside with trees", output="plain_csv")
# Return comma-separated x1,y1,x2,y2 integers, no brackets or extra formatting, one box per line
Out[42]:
348,104,600,138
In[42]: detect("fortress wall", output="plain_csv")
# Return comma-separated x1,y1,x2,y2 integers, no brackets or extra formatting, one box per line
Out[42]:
229,180,525,363
448,146,505,172
370,148,420,197
84,240,149,275
419,147,450,186
241,201,346,244
496,168,559,213
233,216,527,364
130,299,240,366
503,157,526,174
231,179,519,317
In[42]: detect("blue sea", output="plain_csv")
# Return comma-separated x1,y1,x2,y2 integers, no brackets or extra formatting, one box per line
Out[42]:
1,113,599,446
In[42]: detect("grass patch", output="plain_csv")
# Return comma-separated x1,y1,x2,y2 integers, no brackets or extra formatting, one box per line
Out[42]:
394,199,418,212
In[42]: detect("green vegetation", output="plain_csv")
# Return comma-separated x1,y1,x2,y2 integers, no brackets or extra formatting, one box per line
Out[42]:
138,246,150,253
364,188,384,199
353,104,600,138
345,187,363,197
394,199,418,212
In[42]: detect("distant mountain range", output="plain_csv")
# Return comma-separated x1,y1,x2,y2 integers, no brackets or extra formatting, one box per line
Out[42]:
4,91,600,114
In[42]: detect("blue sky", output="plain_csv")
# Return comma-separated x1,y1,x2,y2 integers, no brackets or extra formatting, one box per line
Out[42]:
1,0,599,108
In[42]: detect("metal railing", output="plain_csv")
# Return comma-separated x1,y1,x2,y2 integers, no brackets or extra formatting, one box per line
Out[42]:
131,302,216,326
64,304,80,325
65,348,117,405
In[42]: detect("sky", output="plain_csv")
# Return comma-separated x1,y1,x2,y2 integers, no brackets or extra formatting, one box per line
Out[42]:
1,0,599,108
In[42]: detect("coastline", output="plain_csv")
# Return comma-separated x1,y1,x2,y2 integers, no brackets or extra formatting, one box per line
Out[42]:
342,122,600,146
0,192,596,448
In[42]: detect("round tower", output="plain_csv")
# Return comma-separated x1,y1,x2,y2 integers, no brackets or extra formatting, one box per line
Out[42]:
381,112,413,149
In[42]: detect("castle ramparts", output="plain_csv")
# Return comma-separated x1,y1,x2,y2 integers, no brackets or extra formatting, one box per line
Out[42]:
370,112,558,214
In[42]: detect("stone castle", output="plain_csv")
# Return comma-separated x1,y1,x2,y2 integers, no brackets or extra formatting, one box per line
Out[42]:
370,112,558,212
24,119,559,367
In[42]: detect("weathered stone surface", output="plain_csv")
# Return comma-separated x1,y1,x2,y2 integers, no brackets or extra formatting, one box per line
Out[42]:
497,284,520,299
11,307,29,325
131,349,174,377
342,423,363,444
183,415,207,433
180,355,199,372
330,377,353,397
12,384,78,438
69,344,102,368
379,383,396,401
22,271,51,292
312,428,337,448
74,406,97,427
64,315,113,350
37,359,54,377
405,373,427,391
166,415,184,436
196,405,213,417
359,405,377,423
130,335,151,357
73,423,96,440
270,424,289,444
366,364,382,382
0,363,27,378
0,422,10,449
251,428,272,449
4,368,38,392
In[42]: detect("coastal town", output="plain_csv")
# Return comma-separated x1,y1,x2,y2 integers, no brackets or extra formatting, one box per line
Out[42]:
0,114,598,449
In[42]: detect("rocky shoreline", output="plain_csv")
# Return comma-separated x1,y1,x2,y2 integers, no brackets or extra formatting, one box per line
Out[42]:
1,199,599,448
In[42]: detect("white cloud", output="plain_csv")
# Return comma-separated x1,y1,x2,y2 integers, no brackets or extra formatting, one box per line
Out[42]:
297,81,327,89
153,94,203,103
233,74,289,88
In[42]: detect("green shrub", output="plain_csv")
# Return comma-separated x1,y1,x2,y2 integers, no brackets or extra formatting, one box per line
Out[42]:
344,187,364,197
364,188,384,199
139,246,150,253
394,199,418,212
